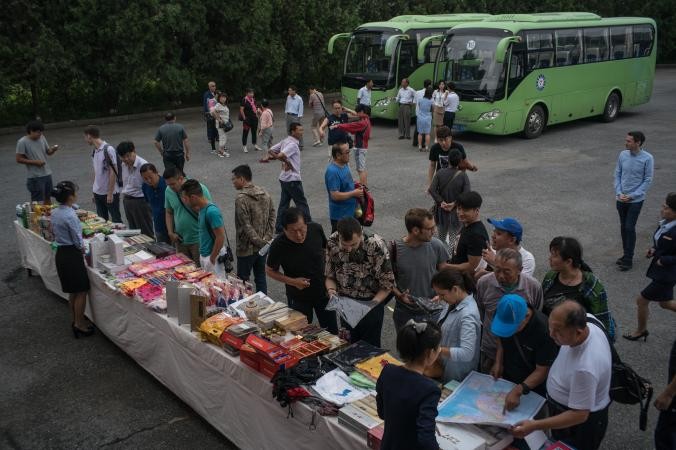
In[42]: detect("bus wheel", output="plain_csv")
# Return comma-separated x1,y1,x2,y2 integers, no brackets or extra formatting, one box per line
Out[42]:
523,105,546,139
602,92,621,122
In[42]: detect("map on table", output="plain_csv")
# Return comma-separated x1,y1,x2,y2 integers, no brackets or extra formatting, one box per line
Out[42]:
437,371,545,428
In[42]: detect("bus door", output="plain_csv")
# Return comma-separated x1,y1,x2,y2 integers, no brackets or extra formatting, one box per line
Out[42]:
504,40,527,134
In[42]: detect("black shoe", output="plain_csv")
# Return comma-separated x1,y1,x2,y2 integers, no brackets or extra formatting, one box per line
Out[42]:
622,330,649,342
615,257,625,265
72,323,95,339
618,263,632,271
398,136,405,139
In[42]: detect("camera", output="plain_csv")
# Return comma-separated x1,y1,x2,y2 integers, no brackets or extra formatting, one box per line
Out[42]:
217,248,234,273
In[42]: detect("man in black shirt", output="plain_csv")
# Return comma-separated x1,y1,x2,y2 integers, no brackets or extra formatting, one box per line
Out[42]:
446,191,489,276
427,126,475,187
491,294,559,411
266,207,338,333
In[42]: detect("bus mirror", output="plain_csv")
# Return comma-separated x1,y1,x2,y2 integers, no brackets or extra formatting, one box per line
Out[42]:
417,34,444,63
328,33,351,55
384,34,409,57
496,36,522,64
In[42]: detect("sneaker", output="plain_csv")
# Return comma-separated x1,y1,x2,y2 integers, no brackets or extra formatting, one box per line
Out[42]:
224,151,230,158
217,152,225,158
242,145,248,153
255,145,263,151
312,141,321,147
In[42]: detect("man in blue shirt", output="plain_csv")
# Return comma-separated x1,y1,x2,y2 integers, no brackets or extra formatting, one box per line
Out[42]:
324,140,364,233
285,85,304,150
614,131,654,271
141,163,169,243
181,179,227,278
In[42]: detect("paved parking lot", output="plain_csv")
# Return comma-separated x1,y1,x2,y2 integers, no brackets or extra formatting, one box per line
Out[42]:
1,69,674,449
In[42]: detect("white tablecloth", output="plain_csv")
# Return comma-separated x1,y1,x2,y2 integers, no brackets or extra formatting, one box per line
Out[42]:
15,222,365,450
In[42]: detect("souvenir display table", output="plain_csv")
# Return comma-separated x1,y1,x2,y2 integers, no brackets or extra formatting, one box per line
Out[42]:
14,220,364,450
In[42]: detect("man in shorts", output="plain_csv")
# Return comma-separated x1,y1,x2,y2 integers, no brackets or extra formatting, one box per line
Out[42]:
16,120,58,203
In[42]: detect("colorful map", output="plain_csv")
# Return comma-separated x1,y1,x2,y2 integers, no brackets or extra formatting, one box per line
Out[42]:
437,371,545,427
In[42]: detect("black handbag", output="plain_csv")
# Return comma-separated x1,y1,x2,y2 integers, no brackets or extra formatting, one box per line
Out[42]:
219,119,234,132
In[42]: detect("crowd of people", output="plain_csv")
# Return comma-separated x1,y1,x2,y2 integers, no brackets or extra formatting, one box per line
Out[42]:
14,78,676,450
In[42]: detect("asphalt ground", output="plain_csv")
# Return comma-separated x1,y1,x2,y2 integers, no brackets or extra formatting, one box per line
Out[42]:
1,69,675,449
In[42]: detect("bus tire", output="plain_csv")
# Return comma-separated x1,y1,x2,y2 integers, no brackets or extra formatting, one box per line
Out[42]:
523,105,546,139
602,91,621,122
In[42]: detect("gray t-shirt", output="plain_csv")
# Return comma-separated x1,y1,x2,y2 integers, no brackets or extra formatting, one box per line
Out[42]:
155,122,187,154
16,135,51,178
394,237,449,298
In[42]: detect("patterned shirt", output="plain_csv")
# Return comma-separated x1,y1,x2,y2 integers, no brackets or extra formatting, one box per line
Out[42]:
325,233,395,300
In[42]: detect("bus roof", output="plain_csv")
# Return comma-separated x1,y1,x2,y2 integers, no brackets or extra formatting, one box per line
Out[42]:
450,13,656,32
357,14,492,32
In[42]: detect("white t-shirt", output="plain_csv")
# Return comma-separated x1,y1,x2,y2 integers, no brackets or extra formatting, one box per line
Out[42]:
519,246,536,277
444,91,460,112
547,316,612,412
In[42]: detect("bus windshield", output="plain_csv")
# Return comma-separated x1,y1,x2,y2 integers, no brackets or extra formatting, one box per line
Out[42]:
441,30,510,101
344,30,396,89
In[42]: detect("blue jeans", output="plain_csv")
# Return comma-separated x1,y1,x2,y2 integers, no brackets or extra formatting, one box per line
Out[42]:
236,254,267,294
275,180,312,233
616,200,643,263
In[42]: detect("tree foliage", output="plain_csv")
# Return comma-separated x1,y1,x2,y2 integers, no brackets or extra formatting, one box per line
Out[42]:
0,0,672,125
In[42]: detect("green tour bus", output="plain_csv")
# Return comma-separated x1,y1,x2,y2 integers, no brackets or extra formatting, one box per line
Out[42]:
432,12,656,137
328,14,492,120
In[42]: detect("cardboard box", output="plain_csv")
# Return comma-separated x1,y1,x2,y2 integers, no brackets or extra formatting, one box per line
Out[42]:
165,280,180,318
220,330,245,349
177,285,193,326
245,334,280,356
258,353,299,379
190,292,208,331
239,344,261,371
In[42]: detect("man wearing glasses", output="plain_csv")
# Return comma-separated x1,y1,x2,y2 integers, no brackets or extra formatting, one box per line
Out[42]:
390,208,450,330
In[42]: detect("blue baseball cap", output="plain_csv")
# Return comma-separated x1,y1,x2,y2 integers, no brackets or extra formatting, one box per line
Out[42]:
491,294,528,338
487,217,523,242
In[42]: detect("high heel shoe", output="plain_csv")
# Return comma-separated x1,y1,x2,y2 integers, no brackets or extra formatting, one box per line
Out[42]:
622,330,649,342
72,323,95,339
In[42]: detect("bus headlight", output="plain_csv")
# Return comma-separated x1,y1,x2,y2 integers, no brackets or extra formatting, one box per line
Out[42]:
375,97,396,108
478,109,501,120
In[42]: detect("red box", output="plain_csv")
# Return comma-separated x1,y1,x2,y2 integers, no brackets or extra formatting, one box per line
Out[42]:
239,344,261,371
221,330,245,349
367,424,384,450
258,354,299,379
245,334,280,356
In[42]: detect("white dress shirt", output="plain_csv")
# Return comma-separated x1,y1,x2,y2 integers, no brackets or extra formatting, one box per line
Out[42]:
121,155,147,197
395,86,416,104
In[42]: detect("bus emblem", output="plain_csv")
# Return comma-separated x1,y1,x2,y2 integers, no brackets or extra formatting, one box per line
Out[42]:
536,74,546,91
466,40,476,51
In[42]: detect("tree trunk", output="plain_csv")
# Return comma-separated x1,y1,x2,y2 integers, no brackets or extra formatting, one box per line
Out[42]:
30,81,40,120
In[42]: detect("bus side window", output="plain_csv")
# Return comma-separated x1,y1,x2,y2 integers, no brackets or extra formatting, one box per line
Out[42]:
611,26,633,60
633,25,654,57
584,28,609,63
525,31,553,71
555,29,582,66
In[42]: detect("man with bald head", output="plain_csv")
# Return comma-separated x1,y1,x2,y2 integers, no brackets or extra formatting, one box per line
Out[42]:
511,300,612,450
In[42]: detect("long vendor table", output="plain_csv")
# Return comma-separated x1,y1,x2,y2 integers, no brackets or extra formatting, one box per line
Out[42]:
14,222,364,450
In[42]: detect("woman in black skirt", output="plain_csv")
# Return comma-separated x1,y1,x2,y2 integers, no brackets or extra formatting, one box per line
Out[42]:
50,181,94,338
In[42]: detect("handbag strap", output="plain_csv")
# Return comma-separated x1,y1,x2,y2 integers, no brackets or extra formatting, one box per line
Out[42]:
435,169,462,202
204,204,231,249
315,93,330,117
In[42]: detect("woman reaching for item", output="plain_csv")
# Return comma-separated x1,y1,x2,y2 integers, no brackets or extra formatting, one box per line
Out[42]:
50,181,94,338
427,268,481,384
376,319,442,450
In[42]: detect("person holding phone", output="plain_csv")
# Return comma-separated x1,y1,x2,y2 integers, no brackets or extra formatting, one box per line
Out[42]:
16,120,58,204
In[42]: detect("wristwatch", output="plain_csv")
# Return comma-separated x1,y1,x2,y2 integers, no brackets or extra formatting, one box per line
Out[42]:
520,383,531,395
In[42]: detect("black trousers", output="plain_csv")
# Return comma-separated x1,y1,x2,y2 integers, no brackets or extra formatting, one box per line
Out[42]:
163,153,185,172
288,295,338,334
340,298,385,348
548,397,609,450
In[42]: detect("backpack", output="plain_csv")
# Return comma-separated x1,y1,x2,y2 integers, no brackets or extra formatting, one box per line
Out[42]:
354,182,374,227
587,316,653,430
92,144,123,188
